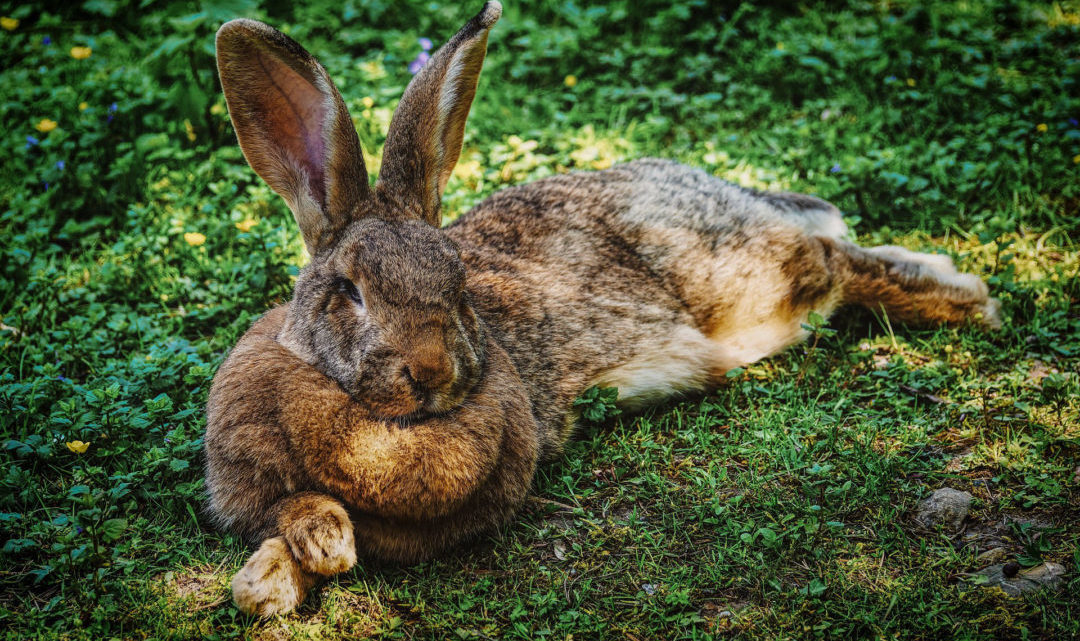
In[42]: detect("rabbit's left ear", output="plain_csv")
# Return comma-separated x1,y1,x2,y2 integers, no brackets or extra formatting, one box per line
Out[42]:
377,2,501,227
216,19,369,254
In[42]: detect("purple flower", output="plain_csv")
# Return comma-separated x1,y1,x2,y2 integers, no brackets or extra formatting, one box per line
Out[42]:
107,114,114,123
43,35,51,45
56,160,65,170
830,163,841,173
26,135,40,148
408,51,430,75
43,182,49,191
109,102,118,113
418,37,433,51
57,375,70,383
886,75,897,82
76,527,84,534
1070,118,1079,127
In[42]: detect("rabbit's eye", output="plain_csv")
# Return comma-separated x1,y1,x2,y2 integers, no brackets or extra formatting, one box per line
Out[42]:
335,278,364,307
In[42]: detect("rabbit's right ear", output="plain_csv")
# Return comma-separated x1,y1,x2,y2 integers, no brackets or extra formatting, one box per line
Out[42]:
376,2,501,227
216,20,369,255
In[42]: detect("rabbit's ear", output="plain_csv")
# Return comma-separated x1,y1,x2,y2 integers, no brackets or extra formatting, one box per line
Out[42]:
216,19,369,254
377,2,501,227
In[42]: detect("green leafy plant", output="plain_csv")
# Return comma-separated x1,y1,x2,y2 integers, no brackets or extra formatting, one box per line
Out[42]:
573,385,621,423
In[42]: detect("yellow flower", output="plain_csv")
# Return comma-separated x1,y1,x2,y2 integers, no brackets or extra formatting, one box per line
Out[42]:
1,16,18,31
184,232,206,247
1073,154,1080,164
358,59,386,80
184,119,196,142
66,441,90,454
1036,123,1048,133
70,46,92,60
79,102,89,111
361,96,374,108
906,78,916,87
563,74,577,88
235,218,257,232
35,118,58,133
776,42,785,51
210,102,225,116
452,158,482,181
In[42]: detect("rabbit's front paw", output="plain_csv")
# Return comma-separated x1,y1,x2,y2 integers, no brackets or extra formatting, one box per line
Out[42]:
232,537,315,617
283,501,357,576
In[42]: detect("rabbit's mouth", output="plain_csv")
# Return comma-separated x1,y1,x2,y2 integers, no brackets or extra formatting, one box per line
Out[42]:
419,381,473,417
365,382,471,423
345,358,483,421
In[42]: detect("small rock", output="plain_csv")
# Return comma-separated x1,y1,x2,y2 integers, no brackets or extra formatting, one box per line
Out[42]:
975,547,1007,566
915,487,972,531
966,562,1067,596
1022,563,1067,587
552,540,567,561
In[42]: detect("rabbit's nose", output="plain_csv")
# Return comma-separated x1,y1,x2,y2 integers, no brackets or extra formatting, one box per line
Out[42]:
403,351,453,390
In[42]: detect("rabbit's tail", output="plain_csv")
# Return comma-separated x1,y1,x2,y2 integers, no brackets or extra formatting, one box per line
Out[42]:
761,191,849,240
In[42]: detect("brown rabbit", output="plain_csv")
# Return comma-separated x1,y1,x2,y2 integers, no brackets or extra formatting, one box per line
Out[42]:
206,1,1000,616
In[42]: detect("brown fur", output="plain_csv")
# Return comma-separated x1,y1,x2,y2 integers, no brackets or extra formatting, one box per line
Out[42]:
207,2,1000,616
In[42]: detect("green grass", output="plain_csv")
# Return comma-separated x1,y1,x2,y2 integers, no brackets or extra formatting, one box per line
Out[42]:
1,0,1078,638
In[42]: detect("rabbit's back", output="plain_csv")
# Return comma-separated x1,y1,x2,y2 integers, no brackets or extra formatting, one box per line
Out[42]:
449,159,848,457
604,158,846,238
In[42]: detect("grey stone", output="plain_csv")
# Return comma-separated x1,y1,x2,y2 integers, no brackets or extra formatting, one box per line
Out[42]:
552,540,567,561
915,487,972,531
975,547,1008,566
966,562,1067,596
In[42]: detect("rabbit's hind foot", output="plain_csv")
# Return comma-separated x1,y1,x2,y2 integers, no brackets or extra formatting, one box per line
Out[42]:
841,243,1002,329
232,536,319,617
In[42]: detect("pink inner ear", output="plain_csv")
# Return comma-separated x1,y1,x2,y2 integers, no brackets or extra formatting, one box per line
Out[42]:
253,49,327,207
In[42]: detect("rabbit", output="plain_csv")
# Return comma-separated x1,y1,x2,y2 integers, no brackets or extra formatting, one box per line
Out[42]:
206,1,1000,617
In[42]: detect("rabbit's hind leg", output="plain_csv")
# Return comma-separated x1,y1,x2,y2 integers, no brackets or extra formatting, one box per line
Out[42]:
838,242,1001,328
232,492,357,616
